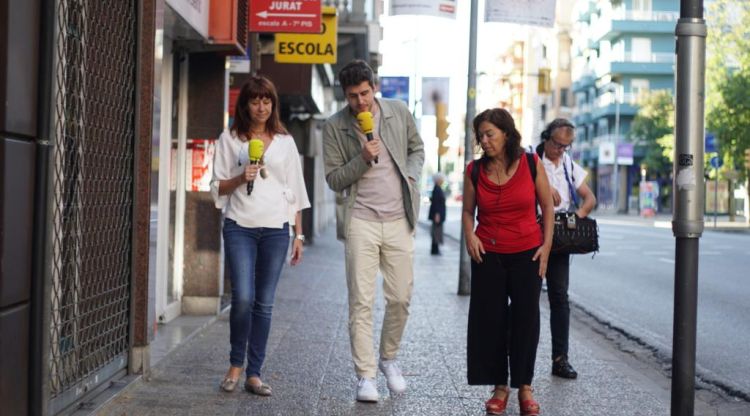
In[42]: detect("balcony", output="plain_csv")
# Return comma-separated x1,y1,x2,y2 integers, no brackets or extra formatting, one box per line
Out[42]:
573,102,592,125
572,71,595,92
596,52,675,77
591,91,639,119
576,1,597,23
592,10,679,42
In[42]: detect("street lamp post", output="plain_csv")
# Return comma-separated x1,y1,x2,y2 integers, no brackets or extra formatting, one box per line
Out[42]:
458,0,478,296
607,82,621,212
671,0,706,414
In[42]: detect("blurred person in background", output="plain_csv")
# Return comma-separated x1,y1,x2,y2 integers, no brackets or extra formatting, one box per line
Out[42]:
429,172,446,255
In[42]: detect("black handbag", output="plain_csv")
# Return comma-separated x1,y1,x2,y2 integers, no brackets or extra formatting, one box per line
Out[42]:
551,212,599,254
550,158,599,255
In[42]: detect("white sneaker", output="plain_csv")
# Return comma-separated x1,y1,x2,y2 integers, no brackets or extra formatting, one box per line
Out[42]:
356,377,379,402
378,359,407,394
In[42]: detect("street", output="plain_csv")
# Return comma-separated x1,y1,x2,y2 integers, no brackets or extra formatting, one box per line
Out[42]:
572,220,750,399
439,204,750,401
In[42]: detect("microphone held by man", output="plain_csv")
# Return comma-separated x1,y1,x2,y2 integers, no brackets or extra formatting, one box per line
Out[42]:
246,138,264,195
356,111,378,164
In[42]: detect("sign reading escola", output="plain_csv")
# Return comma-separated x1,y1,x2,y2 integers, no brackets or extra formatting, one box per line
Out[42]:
275,6,337,64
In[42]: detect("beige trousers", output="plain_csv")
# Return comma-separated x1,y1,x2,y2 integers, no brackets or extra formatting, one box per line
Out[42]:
345,217,414,378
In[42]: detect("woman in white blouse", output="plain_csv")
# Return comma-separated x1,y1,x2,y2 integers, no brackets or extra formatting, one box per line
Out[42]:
212,76,310,395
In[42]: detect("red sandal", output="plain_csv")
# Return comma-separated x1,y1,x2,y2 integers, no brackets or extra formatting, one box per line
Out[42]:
485,386,509,415
519,386,540,416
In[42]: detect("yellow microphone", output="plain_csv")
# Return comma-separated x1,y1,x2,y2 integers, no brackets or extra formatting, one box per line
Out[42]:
247,138,264,195
356,111,378,164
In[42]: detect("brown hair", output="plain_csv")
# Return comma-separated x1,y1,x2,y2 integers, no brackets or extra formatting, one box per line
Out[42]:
473,108,524,173
337,59,376,92
231,75,287,140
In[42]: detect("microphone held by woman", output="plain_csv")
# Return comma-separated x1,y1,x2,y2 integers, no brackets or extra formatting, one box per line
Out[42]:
246,138,264,195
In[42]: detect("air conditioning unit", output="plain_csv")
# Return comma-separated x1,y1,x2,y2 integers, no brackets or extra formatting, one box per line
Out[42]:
209,0,248,55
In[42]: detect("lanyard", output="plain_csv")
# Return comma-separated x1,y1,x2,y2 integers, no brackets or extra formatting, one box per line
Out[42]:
562,155,579,208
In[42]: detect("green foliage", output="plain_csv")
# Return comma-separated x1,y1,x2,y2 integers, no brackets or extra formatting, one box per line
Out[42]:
705,0,750,180
629,90,674,179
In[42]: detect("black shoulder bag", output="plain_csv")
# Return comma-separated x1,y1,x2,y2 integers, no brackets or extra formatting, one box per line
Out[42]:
550,157,599,255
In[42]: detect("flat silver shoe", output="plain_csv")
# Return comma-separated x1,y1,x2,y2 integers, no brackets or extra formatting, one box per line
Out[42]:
245,380,272,396
220,377,239,392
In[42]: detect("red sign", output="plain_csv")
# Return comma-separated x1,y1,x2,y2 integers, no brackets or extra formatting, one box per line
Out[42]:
250,0,322,34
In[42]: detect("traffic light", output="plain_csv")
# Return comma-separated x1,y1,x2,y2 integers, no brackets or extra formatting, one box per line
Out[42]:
435,102,449,156
744,148,750,170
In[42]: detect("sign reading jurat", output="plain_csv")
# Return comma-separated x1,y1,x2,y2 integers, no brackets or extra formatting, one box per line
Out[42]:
250,0,322,34
275,7,337,64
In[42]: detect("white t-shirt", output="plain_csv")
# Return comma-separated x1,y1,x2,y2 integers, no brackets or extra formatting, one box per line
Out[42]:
542,152,588,212
210,130,310,228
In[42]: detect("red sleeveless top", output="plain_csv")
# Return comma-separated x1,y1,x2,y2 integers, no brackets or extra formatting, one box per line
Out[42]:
469,154,542,254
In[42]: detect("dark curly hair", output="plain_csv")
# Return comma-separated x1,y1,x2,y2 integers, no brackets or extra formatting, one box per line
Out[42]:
231,75,287,141
473,108,524,174
337,59,376,92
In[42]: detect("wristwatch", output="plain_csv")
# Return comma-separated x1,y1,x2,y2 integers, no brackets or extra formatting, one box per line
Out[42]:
294,234,306,242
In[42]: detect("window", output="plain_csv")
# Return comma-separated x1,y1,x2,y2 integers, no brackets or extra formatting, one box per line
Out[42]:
633,0,652,12
632,38,651,62
560,88,570,107
631,79,650,102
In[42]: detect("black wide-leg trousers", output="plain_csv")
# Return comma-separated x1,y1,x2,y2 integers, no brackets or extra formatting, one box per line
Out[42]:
467,248,542,387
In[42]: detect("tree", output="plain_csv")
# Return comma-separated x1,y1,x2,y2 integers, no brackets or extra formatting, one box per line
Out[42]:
629,90,674,179
705,0,750,180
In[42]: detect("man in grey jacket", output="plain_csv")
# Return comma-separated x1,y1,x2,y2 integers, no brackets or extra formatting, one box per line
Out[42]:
322,59,424,402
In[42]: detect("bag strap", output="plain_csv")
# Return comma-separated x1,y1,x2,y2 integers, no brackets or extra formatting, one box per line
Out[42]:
527,152,536,182
562,154,579,208
470,160,480,189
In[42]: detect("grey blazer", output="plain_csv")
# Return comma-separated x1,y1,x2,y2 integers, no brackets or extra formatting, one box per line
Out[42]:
322,98,425,240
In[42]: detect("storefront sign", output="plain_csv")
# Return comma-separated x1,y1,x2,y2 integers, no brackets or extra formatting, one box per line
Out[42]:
274,7,336,63
379,76,410,105
228,56,250,73
484,0,555,27
251,0,322,33
599,142,615,164
617,142,634,165
421,77,450,116
188,139,215,192
389,0,457,19
639,181,659,217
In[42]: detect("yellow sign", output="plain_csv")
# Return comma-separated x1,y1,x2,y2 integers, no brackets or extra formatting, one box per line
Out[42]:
275,7,337,64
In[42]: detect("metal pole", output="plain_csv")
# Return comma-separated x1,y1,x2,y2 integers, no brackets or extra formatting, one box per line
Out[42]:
613,88,620,212
713,172,718,227
458,0,478,296
30,1,55,414
672,1,706,414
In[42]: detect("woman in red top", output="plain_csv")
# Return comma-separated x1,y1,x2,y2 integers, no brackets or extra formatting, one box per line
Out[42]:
462,108,554,416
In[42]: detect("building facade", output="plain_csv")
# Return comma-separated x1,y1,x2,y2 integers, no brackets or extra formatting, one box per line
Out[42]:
571,0,678,211
1,0,380,414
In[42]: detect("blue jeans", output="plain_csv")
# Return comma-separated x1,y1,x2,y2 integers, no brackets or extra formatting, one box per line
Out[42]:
223,218,289,378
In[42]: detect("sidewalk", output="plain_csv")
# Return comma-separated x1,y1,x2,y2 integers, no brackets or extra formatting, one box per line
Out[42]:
97,225,673,416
